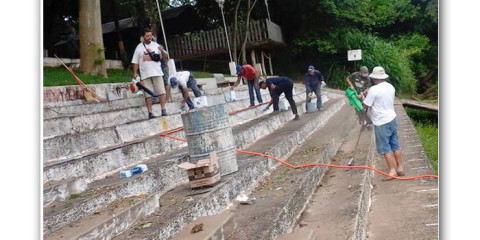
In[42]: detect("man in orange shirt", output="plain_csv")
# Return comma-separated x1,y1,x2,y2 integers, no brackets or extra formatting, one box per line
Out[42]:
231,64,264,107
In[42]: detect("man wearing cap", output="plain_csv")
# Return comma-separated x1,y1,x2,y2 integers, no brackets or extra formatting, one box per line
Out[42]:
168,71,202,111
346,66,372,125
363,66,404,179
231,64,263,107
259,77,299,120
304,65,325,111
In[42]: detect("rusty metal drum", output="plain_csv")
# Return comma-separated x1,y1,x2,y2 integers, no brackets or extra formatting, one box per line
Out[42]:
181,104,238,175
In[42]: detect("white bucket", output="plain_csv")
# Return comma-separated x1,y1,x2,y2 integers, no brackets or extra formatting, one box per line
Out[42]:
279,99,289,111
306,101,317,113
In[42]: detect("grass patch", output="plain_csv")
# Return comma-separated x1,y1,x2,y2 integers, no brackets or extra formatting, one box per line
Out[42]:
413,122,438,174
43,67,216,87
69,193,82,200
405,107,438,174
43,67,133,86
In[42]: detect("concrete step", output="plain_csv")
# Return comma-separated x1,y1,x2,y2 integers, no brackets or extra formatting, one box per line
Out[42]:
276,228,315,240
42,89,315,185
43,86,277,138
43,87,304,162
171,211,236,240
108,97,345,240
226,103,359,240
43,84,273,119
290,122,375,240
42,94,342,236
365,105,438,240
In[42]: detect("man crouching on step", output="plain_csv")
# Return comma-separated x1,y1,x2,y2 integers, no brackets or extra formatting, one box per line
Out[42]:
259,76,300,120
168,71,202,111
362,66,404,179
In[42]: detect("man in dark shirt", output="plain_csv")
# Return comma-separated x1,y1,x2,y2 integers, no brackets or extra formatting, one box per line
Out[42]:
259,77,299,120
304,65,325,111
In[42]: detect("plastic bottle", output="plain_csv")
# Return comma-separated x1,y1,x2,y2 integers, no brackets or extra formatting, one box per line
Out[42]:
120,164,148,178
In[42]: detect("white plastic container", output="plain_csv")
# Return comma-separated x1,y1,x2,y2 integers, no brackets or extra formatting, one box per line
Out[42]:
193,96,209,108
224,90,236,102
279,99,289,111
306,101,317,113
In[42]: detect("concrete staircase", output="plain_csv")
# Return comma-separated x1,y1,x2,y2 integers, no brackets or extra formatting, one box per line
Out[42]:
43,83,438,240
43,82,327,239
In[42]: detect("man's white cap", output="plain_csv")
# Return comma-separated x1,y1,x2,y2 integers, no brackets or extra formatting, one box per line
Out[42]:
369,66,389,79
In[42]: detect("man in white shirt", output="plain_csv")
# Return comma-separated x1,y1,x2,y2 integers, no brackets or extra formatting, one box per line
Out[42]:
131,28,168,119
168,71,202,110
363,66,404,179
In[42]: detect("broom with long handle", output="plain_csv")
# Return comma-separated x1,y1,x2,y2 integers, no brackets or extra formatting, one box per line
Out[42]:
54,55,107,103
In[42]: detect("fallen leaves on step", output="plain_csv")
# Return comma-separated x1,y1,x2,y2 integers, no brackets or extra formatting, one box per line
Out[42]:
142,222,152,229
191,223,204,233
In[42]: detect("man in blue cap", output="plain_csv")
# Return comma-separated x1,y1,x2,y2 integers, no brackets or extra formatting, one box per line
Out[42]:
259,76,299,120
304,65,325,111
231,64,263,107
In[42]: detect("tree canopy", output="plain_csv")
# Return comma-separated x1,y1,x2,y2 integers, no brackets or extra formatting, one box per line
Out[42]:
43,0,438,97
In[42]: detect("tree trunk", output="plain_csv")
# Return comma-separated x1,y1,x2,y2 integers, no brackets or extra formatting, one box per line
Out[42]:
240,0,258,64
145,0,158,39
232,0,242,63
79,0,107,77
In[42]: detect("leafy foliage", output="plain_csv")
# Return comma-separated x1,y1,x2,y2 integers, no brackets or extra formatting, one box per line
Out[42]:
271,0,437,97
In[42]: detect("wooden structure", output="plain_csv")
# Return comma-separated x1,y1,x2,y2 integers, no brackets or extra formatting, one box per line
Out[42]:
168,19,285,60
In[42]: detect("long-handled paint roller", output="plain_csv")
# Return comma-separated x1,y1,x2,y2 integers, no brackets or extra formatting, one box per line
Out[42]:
346,124,366,166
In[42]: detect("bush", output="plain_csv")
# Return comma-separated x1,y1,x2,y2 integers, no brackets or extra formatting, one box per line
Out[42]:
342,31,417,96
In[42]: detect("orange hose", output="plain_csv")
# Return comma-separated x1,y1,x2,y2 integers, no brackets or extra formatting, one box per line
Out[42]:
160,133,438,180
161,127,184,135
159,102,438,181
160,134,187,142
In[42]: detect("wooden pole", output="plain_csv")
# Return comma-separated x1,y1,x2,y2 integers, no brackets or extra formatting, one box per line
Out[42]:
261,50,266,76
268,52,273,75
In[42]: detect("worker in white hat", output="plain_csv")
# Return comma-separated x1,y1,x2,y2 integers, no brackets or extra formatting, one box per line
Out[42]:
363,66,404,180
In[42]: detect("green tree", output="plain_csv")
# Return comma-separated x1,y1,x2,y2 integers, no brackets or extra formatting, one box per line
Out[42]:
269,0,437,97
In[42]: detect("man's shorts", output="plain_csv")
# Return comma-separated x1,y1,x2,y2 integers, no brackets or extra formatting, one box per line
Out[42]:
374,118,401,155
162,66,169,85
142,76,166,98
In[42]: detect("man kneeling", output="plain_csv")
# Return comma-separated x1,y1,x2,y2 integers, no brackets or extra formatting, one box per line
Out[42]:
168,71,202,111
